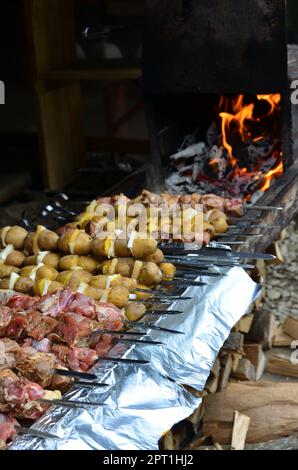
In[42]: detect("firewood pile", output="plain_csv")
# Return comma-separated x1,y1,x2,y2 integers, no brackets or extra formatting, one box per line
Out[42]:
160,219,298,450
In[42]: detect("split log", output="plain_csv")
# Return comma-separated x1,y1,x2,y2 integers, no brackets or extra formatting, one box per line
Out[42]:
231,352,243,372
282,316,298,341
247,310,277,349
231,358,255,381
243,344,266,380
267,354,298,378
231,411,250,450
217,353,232,392
273,325,293,347
203,382,298,444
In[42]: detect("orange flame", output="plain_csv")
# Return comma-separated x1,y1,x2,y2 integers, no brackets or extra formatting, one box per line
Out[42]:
219,94,281,167
258,159,283,192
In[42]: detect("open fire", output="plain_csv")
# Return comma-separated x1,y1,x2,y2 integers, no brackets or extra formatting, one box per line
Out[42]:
166,94,283,200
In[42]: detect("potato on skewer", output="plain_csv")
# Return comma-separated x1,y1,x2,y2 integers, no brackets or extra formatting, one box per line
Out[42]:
57,229,92,255
24,252,60,270
58,255,98,274
0,226,28,250
101,258,164,286
0,246,25,268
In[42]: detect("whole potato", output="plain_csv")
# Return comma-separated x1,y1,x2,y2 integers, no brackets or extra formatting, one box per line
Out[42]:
23,233,34,255
143,248,164,264
78,256,98,274
36,265,58,281
58,230,92,255
131,236,157,259
90,238,106,258
25,253,60,269
15,277,34,294
139,262,162,286
114,258,134,277
124,302,146,321
5,250,25,268
0,265,19,278
4,226,28,250
58,255,79,271
107,285,129,308
37,230,59,252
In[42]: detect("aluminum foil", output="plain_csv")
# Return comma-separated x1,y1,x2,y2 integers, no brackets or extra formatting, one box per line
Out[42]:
10,266,259,450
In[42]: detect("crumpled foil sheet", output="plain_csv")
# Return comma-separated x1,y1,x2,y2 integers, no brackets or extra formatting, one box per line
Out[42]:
10,266,259,450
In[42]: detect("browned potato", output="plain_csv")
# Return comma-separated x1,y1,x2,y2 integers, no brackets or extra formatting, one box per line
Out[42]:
0,265,19,278
101,257,134,277
131,235,157,259
90,238,106,258
24,253,60,269
34,279,64,296
5,250,25,268
58,255,79,271
78,256,98,274
90,274,137,291
58,229,92,255
139,262,162,286
19,265,58,281
15,277,35,294
107,285,129,308
81,285,103,301
124,302,146,321
37,230,59,252
23,233,34,255
159,262,176,280
143,248,164,264
1,226,28,250
56,269,92,289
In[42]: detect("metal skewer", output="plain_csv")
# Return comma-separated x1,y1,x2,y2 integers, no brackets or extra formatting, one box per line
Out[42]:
124,321,184,335
244,204,283,211
97,356,149,364
53,369,97,381
74,381,109,388
40,399,107,409
145,309,183,315
17,427,61,440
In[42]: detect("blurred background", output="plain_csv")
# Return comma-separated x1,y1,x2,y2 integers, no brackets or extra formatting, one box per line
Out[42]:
0,0,296,205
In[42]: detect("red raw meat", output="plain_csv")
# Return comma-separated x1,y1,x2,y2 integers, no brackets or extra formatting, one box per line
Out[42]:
95,302,123,331
67,293,97,319
56,312,93,346
6,294,40,312
37,288,76,318
28,314,58,341
51,344,70,365
67,347,98,372
93,334,114,356
6,314,29,338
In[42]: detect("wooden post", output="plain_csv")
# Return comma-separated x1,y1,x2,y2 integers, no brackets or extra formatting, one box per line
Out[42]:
25,0,85,189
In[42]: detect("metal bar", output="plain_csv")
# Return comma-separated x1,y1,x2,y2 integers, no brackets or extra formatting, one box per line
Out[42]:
17,427,61,440
53,369,97,381
40,399,106,409
97,356,149,364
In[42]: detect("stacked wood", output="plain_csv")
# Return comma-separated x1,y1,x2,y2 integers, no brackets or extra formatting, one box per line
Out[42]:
243,344,266,380
273,316,298,347
267,354,298,378
202,382,298,444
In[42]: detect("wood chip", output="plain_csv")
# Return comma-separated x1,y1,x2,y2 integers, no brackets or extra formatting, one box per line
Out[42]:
231,411,250,450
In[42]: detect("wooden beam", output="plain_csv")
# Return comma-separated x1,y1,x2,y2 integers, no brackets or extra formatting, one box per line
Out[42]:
25,0,85,189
